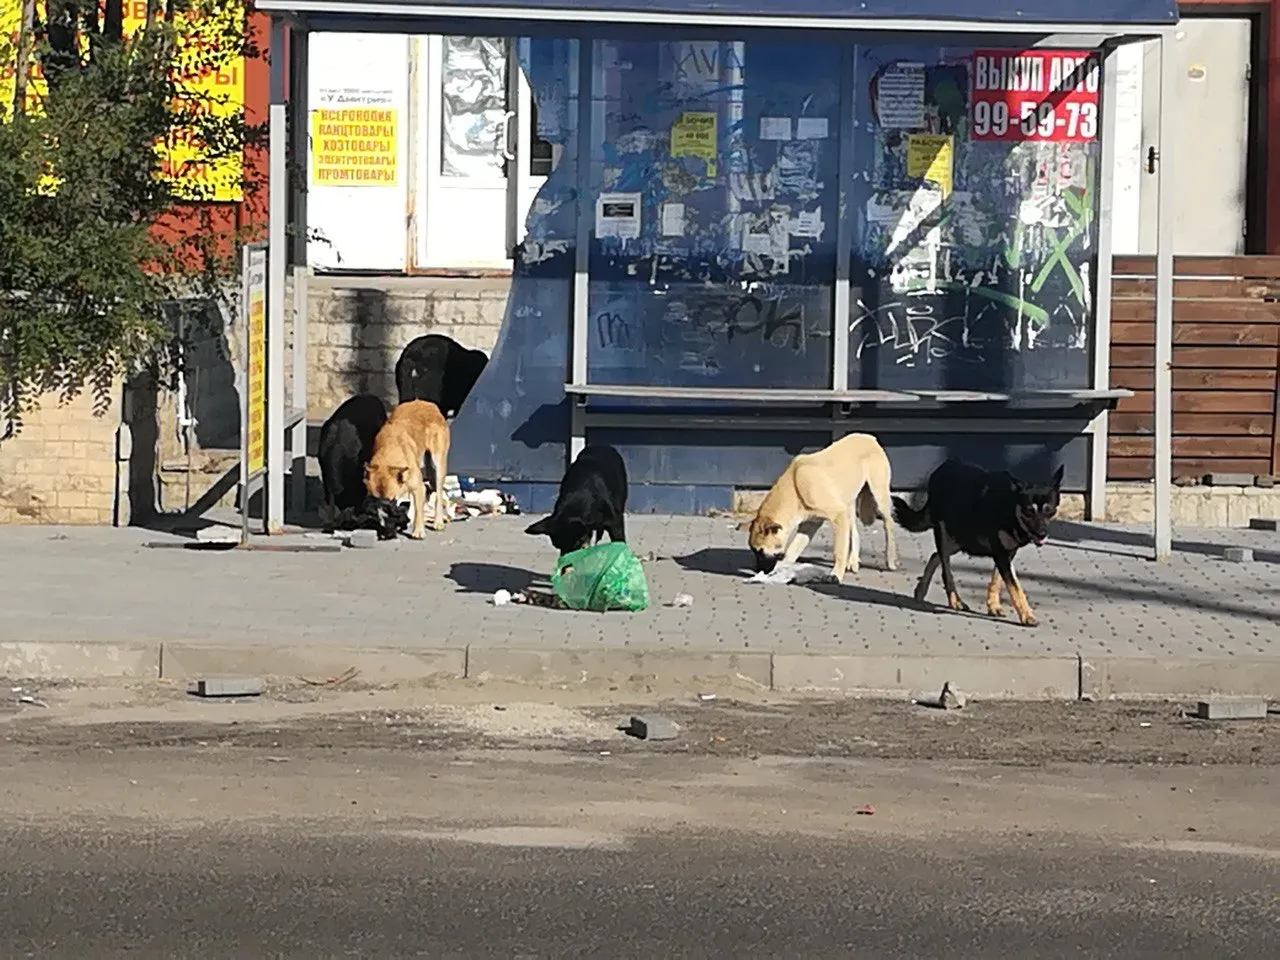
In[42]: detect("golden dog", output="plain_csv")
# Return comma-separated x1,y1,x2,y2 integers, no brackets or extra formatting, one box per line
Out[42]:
364,400,450,538
740,433,897,580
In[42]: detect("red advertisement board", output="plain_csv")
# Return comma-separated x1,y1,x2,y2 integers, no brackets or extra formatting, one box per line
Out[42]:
969,50,1100,143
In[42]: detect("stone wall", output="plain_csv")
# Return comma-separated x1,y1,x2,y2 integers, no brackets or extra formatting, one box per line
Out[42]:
302,275,511,422
0,386,125,525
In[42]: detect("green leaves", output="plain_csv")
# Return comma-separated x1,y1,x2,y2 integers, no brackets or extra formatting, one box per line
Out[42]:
0,1,260,419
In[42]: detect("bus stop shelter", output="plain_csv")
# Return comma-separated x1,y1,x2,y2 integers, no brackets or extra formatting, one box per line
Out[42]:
253,0,1180,561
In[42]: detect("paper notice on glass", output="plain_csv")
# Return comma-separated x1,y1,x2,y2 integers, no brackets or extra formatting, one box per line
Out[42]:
671,111,718,176
660,202,686,237
741,208,791,260
759,117,793,141
906,133,954,199
596,192,642,240
796,117,829,140
876,62,925,129
790,208,825,239
868,189,944,257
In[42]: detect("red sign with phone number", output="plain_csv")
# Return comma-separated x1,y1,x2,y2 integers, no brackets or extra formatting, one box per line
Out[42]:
969,50,1100,143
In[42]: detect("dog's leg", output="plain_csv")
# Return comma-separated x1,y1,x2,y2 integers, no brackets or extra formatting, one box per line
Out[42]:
409,480,427,539
985,567,1006,618
431,440,449,532
831,512,853,582
606,514,626,544
993,549,1037,627
914,552,941,602
934,524,969,613
783,518,822,564
847,514,861,573
861,481,897,571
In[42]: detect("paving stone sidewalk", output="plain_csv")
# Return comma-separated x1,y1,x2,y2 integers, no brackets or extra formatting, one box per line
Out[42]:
1,515,1276,661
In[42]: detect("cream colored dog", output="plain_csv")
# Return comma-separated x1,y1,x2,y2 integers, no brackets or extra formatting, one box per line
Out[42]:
740,433,897,580
364,400,450,539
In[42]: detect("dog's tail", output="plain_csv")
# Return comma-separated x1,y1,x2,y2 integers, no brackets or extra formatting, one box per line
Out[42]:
891,495,931,533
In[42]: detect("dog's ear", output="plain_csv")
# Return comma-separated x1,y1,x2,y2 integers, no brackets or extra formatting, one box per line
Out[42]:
396,467,409,486
735,518,752,532
525,517,552,536
1050,464,1065,488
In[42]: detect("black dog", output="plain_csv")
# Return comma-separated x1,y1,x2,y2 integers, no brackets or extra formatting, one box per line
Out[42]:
524,444,629,555
892,459,1064,627
317,394,408,539
395,334,489,419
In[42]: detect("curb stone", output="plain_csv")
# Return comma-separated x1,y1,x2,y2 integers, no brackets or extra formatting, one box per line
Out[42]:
3,642,1280,701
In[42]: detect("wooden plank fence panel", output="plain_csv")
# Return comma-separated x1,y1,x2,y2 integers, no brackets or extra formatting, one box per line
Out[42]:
1106,255,1280,481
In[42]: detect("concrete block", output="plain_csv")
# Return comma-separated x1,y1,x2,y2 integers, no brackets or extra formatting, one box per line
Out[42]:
1195,699,1268,720
1248,518,1278,532
188,677,263,698
1256,475,1276,489
628,714,679,740
1082,657,1280,700
160,643,466,684
465,647,773,691
771,654,1079,700
1222,547,1254,563
1203,473,1254,487
0,641,161,680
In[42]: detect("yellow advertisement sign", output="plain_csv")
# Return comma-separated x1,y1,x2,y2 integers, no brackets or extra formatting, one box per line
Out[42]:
310,107,399,187
671,111,717,177
245,250,267,477
0,0,245,202
906,133,954,199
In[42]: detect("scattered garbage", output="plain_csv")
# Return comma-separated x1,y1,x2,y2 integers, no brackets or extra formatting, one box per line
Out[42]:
746,562,834,586
915,681,966,710
670,593,694,608
17,695,48,708
187,677,263,698
626,714,679,741
697,692,717,703
429,476,522,519
492,589,513,606
1139,721,1152,728
855,804,876,816
552,541,650,612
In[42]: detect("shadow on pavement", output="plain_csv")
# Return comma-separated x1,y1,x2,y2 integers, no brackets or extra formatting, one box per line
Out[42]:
1053,520,1280,565
448,561,543,595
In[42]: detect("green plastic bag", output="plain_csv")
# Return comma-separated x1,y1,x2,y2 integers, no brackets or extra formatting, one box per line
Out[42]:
551,541,650,613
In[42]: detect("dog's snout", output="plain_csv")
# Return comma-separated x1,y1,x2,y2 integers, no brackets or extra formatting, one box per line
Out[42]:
753,550,779,574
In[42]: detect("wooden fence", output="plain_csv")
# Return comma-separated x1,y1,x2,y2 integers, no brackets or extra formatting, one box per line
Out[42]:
1107,255,1280,481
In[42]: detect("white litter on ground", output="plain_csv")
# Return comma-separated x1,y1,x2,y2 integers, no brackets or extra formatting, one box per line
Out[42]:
746,563,834,585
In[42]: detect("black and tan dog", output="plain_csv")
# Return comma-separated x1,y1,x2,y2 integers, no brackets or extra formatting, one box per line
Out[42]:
892,459,1064,627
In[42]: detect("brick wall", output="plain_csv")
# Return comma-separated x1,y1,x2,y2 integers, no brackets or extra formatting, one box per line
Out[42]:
302,276,511,421
0,388,124,525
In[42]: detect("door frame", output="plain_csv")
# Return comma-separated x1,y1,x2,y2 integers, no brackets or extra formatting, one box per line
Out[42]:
412,34,545,272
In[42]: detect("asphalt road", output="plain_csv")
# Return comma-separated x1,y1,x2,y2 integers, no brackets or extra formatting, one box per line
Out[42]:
3,821,1278,959
2,747,1278,958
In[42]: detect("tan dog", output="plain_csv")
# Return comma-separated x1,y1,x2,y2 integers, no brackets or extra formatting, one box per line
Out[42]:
364,400,450,538
739,433,897,580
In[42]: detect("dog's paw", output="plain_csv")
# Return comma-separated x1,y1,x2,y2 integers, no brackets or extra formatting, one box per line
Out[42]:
947,593,971,613
986,605,1007,619
912,580,930,603
1018,613,1040,628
